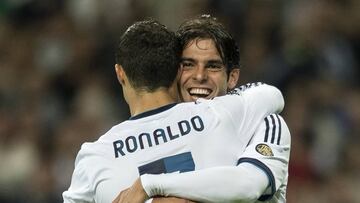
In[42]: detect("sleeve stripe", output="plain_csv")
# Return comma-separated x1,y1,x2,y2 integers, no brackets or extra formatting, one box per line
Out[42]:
237,157,276,201
270,115,276,144
276,114,282,145
264,117,270,142
263,114,281,145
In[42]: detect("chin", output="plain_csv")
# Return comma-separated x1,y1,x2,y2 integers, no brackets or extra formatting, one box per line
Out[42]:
183,95,195,102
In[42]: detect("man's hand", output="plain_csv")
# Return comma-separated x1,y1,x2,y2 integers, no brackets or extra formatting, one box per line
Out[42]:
112,178,148,203
112,177,196,203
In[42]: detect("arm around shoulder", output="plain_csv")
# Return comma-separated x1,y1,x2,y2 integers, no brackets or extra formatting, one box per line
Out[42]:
229,83,285,122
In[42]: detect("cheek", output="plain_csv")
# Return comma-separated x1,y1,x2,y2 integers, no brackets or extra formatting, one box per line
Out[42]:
214,75,229,94
179,72,191,87
178,78,186,90
213,73,228,87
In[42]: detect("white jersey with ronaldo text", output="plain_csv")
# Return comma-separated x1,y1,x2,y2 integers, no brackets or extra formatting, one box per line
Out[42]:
63,83,287,203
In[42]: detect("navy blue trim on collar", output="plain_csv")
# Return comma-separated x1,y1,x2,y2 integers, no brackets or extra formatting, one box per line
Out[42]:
129,103,178,120
237,157,276,201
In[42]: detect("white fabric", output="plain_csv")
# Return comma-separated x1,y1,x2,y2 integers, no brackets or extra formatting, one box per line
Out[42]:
62,83,284,203
142,163,269,202
141,114,291,203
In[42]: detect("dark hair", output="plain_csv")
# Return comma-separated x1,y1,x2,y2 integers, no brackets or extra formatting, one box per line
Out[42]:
176,15,240,74
115,19,181,91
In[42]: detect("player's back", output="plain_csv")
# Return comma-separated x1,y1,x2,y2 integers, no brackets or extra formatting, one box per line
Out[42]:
63,83,284,203
83,101,245,202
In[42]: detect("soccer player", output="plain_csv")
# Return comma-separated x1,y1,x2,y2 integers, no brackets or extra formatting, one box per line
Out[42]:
63,19,285,203
114,15,291,203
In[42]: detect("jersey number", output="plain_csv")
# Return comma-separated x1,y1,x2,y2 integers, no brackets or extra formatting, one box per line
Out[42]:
138,152,195,175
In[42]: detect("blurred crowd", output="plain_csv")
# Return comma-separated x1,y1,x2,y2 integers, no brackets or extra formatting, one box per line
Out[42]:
0,0,359,202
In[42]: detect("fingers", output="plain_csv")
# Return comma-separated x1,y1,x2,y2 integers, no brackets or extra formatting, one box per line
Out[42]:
112,188,130,203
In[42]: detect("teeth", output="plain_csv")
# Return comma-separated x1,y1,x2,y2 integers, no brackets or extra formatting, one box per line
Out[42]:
189,88,211,95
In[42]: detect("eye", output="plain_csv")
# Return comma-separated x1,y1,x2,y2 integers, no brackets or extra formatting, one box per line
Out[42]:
181,61,194,70
206,64,224,72
207,64,220,69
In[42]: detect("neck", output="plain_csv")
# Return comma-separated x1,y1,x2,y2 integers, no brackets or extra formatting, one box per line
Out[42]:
127,88,178,116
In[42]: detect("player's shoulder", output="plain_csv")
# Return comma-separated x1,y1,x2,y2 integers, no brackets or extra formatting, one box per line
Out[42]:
199,82,272,105
228,82,265,95
76,128,118,163
76,141,102,160
207,82,280,103
74,140,114,169
228,82,282,99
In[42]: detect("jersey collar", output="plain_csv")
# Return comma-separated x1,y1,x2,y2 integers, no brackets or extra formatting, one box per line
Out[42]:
129,103,178,120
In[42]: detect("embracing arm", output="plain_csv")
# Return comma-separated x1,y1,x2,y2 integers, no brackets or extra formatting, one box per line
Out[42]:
231,83,285,115
140,114,291,203
112,164,268,203
142,163,268,202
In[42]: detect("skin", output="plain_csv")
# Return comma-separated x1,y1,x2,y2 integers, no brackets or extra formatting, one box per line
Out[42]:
179,38,239,102
113,38,240,203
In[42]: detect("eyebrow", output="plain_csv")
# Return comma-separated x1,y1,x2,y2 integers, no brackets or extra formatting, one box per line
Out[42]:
181,57,224,65
181,57,195,62
207,60,224,65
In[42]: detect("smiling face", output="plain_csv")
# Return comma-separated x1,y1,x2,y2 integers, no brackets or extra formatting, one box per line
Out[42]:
179,38,239,102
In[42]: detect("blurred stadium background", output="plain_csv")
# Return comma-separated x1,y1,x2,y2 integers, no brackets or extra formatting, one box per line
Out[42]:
0,0,359,202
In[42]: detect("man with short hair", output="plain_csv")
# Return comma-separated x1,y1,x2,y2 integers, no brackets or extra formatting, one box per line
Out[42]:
115,15,290,203
177,14,241,102
63,18,286,203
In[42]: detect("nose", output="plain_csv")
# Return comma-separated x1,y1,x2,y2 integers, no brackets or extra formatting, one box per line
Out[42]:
193,66,207,82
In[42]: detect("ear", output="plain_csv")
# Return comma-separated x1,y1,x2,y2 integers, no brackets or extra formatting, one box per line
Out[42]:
115,64,126,85
227,68,240,89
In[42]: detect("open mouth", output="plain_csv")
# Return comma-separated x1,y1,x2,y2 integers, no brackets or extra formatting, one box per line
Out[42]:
188,88,212,99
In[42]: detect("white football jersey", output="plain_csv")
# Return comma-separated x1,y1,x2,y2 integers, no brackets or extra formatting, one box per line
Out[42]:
141,113,291,203
63,83,284,203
